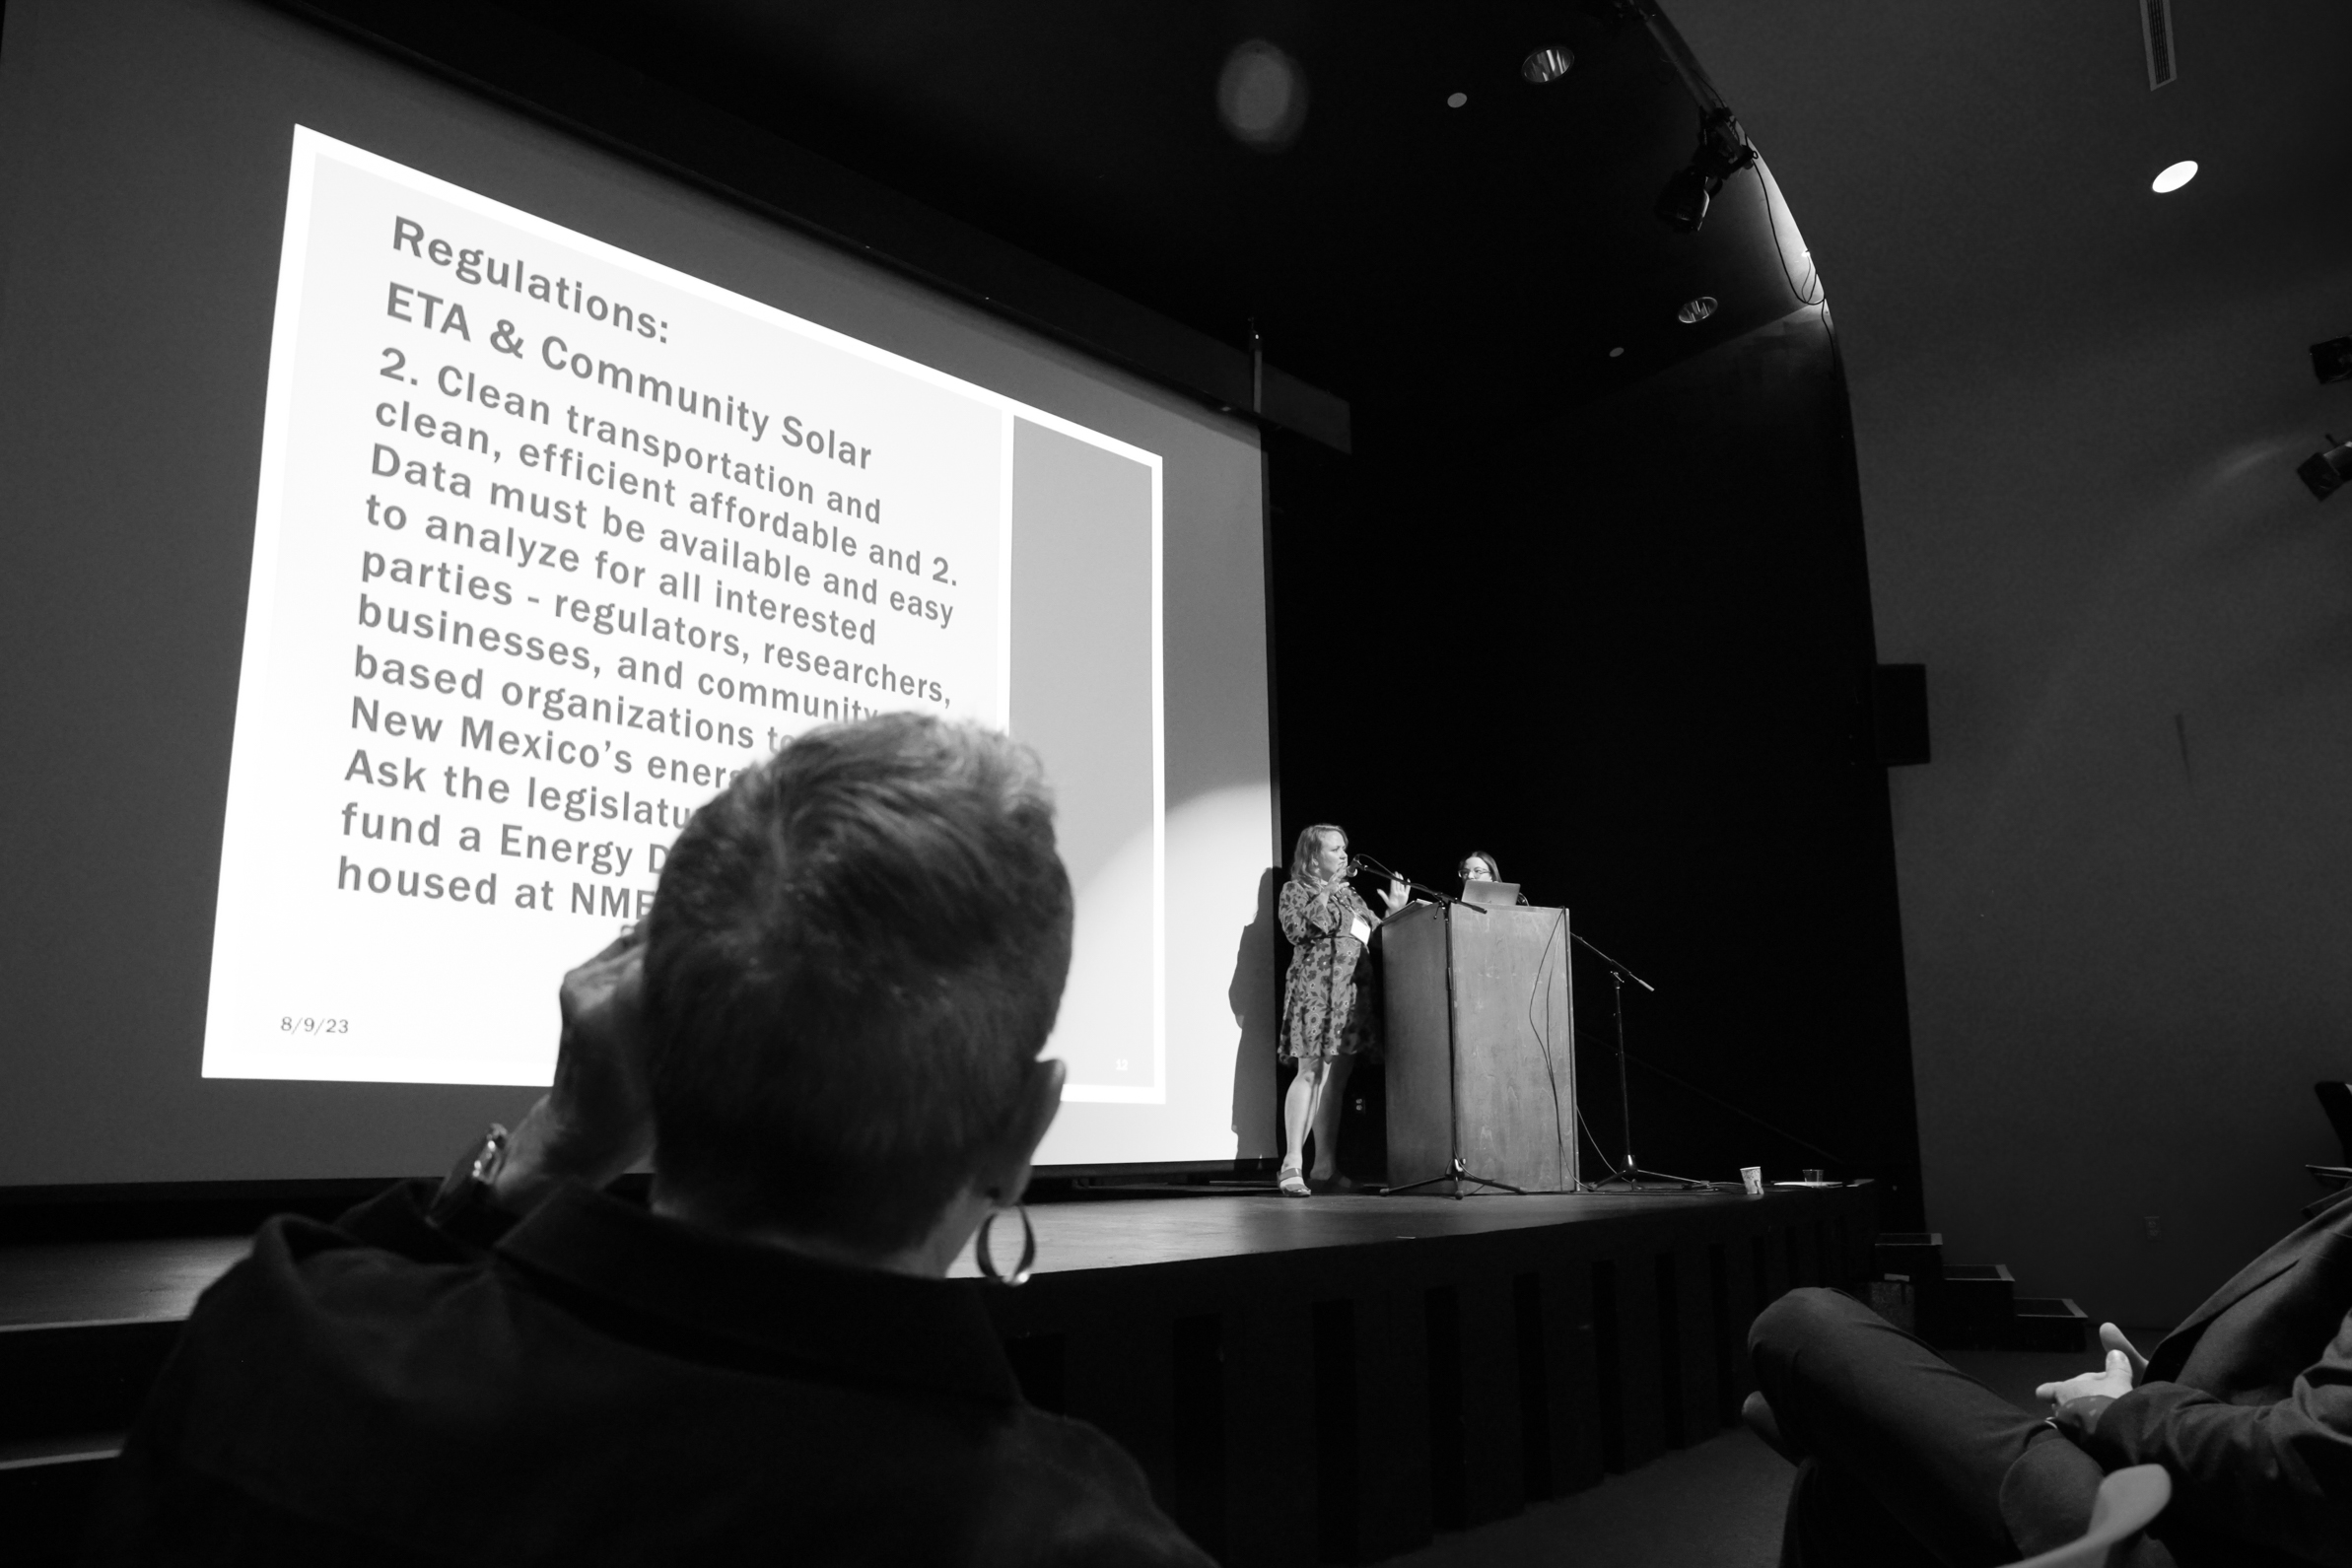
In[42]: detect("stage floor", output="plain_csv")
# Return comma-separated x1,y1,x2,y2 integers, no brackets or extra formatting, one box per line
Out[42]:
0,1186,1849,1323
950,1187,1782,1277
0,1235,252,1328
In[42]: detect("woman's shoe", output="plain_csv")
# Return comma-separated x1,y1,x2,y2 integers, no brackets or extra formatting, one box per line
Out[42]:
1278,1170,1312,1197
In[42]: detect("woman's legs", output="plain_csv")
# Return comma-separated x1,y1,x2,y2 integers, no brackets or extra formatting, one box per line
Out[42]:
1307,1053,1356,1182
1280,1058,1323,1177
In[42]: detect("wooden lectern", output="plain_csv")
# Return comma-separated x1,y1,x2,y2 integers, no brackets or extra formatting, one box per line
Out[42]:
1380,901,1577,1193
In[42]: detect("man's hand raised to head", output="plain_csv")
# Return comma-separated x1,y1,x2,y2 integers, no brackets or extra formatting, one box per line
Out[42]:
490,931,656,1216
2036,1323,2148,1409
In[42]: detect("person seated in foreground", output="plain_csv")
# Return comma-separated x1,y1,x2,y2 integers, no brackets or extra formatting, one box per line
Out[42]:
1749,1187,2352,1567
91,714,1213,1566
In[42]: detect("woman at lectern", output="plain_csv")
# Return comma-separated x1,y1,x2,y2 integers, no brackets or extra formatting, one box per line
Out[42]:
1276,824,1405,1197
1458,850,1530,904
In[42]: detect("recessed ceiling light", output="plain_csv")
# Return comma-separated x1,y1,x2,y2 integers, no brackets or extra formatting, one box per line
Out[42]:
1609,346,1626,358
2152,160,2198,193
1677,296,1717,325
1522,45,1573,85
1446,91,1468,108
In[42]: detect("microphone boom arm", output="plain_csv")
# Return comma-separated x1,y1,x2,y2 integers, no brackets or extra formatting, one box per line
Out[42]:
1351,852,1486,913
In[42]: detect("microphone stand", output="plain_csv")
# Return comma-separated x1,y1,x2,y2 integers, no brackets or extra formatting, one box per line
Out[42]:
1355,855,1524,1201
1571,927,1710,1193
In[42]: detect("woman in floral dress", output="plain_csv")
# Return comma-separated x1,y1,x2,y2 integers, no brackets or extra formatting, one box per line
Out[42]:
1277,823,1404,1196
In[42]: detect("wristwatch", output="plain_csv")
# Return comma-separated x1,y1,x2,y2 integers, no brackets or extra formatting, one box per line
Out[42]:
425,1123,516,1243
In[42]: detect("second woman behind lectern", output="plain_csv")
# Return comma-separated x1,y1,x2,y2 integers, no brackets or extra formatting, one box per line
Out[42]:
1276,824,1404,1197
1458,850,1530,904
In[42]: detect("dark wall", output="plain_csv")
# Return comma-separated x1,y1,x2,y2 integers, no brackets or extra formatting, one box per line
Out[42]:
1853,263,2352,1323
1269,305,1923,1223
1650,0,2352,1324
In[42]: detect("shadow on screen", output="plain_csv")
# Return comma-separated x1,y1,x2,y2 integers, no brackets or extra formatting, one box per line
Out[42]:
1225,866,1280,1154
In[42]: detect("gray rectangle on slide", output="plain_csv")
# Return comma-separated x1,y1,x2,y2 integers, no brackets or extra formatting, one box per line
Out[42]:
1008,418,1156,1093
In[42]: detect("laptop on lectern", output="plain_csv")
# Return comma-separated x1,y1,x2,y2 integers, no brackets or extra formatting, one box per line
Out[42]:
1461,878,1521,910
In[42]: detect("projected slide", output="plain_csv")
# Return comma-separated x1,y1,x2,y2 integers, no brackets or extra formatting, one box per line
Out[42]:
205,128,1163,1091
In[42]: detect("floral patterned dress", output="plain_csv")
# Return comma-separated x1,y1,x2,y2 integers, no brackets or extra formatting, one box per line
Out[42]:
1278,876,1380,1061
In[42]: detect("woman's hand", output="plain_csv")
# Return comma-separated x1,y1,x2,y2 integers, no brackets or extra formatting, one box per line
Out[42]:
2035,1349,2135,1407
2035,1326,2145,1408
2097,1322,2148,1383
1375,876,1411,916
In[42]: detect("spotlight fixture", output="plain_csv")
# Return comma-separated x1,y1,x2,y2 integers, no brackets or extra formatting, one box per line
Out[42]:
1656,106,1755,233
1522,45,1574,84
2314,336,2352,385
1677,296,1717,324
2151,160,2198,193
2301,435,2352,502
1216,39,1309,151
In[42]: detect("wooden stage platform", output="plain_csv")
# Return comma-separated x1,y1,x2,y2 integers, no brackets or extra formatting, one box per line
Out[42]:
0,1182,1876,1565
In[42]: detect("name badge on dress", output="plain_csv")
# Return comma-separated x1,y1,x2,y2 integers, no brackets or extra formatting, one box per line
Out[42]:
1349,915,1371,945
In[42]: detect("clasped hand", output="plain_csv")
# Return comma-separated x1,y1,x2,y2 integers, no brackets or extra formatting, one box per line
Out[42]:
2035,1323,2148,1408
489,930,656,1214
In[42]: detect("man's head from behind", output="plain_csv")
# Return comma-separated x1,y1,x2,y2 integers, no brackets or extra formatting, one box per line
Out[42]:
642,713,1072,1256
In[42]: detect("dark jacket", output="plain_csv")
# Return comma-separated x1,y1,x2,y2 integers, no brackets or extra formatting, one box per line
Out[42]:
2056,1185,2352,1566
88,1181,1212,1567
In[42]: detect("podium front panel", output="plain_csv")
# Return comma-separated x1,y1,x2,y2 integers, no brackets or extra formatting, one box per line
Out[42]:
1380,904,1575,1192
1378,904,1455,1186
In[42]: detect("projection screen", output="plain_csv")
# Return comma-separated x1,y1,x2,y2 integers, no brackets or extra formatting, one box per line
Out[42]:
0,0,1280,1183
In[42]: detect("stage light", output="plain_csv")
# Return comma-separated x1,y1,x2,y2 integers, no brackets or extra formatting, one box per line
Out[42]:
1522,45,1574,85
1656,166,1714,232
1656,106,1755,234
2313,336,2352,384
1677,295,1717,324
1216,39,1308,151
1446,91,1468,107
2300,436,2352,502
2151,160,2198,192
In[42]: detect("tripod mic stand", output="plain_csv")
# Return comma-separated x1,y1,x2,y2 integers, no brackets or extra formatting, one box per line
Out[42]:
1571,927,1710,1193
1359,855,1526,1201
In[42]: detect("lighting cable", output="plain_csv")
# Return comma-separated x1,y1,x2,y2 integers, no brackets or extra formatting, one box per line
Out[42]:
1752,156,1827,307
